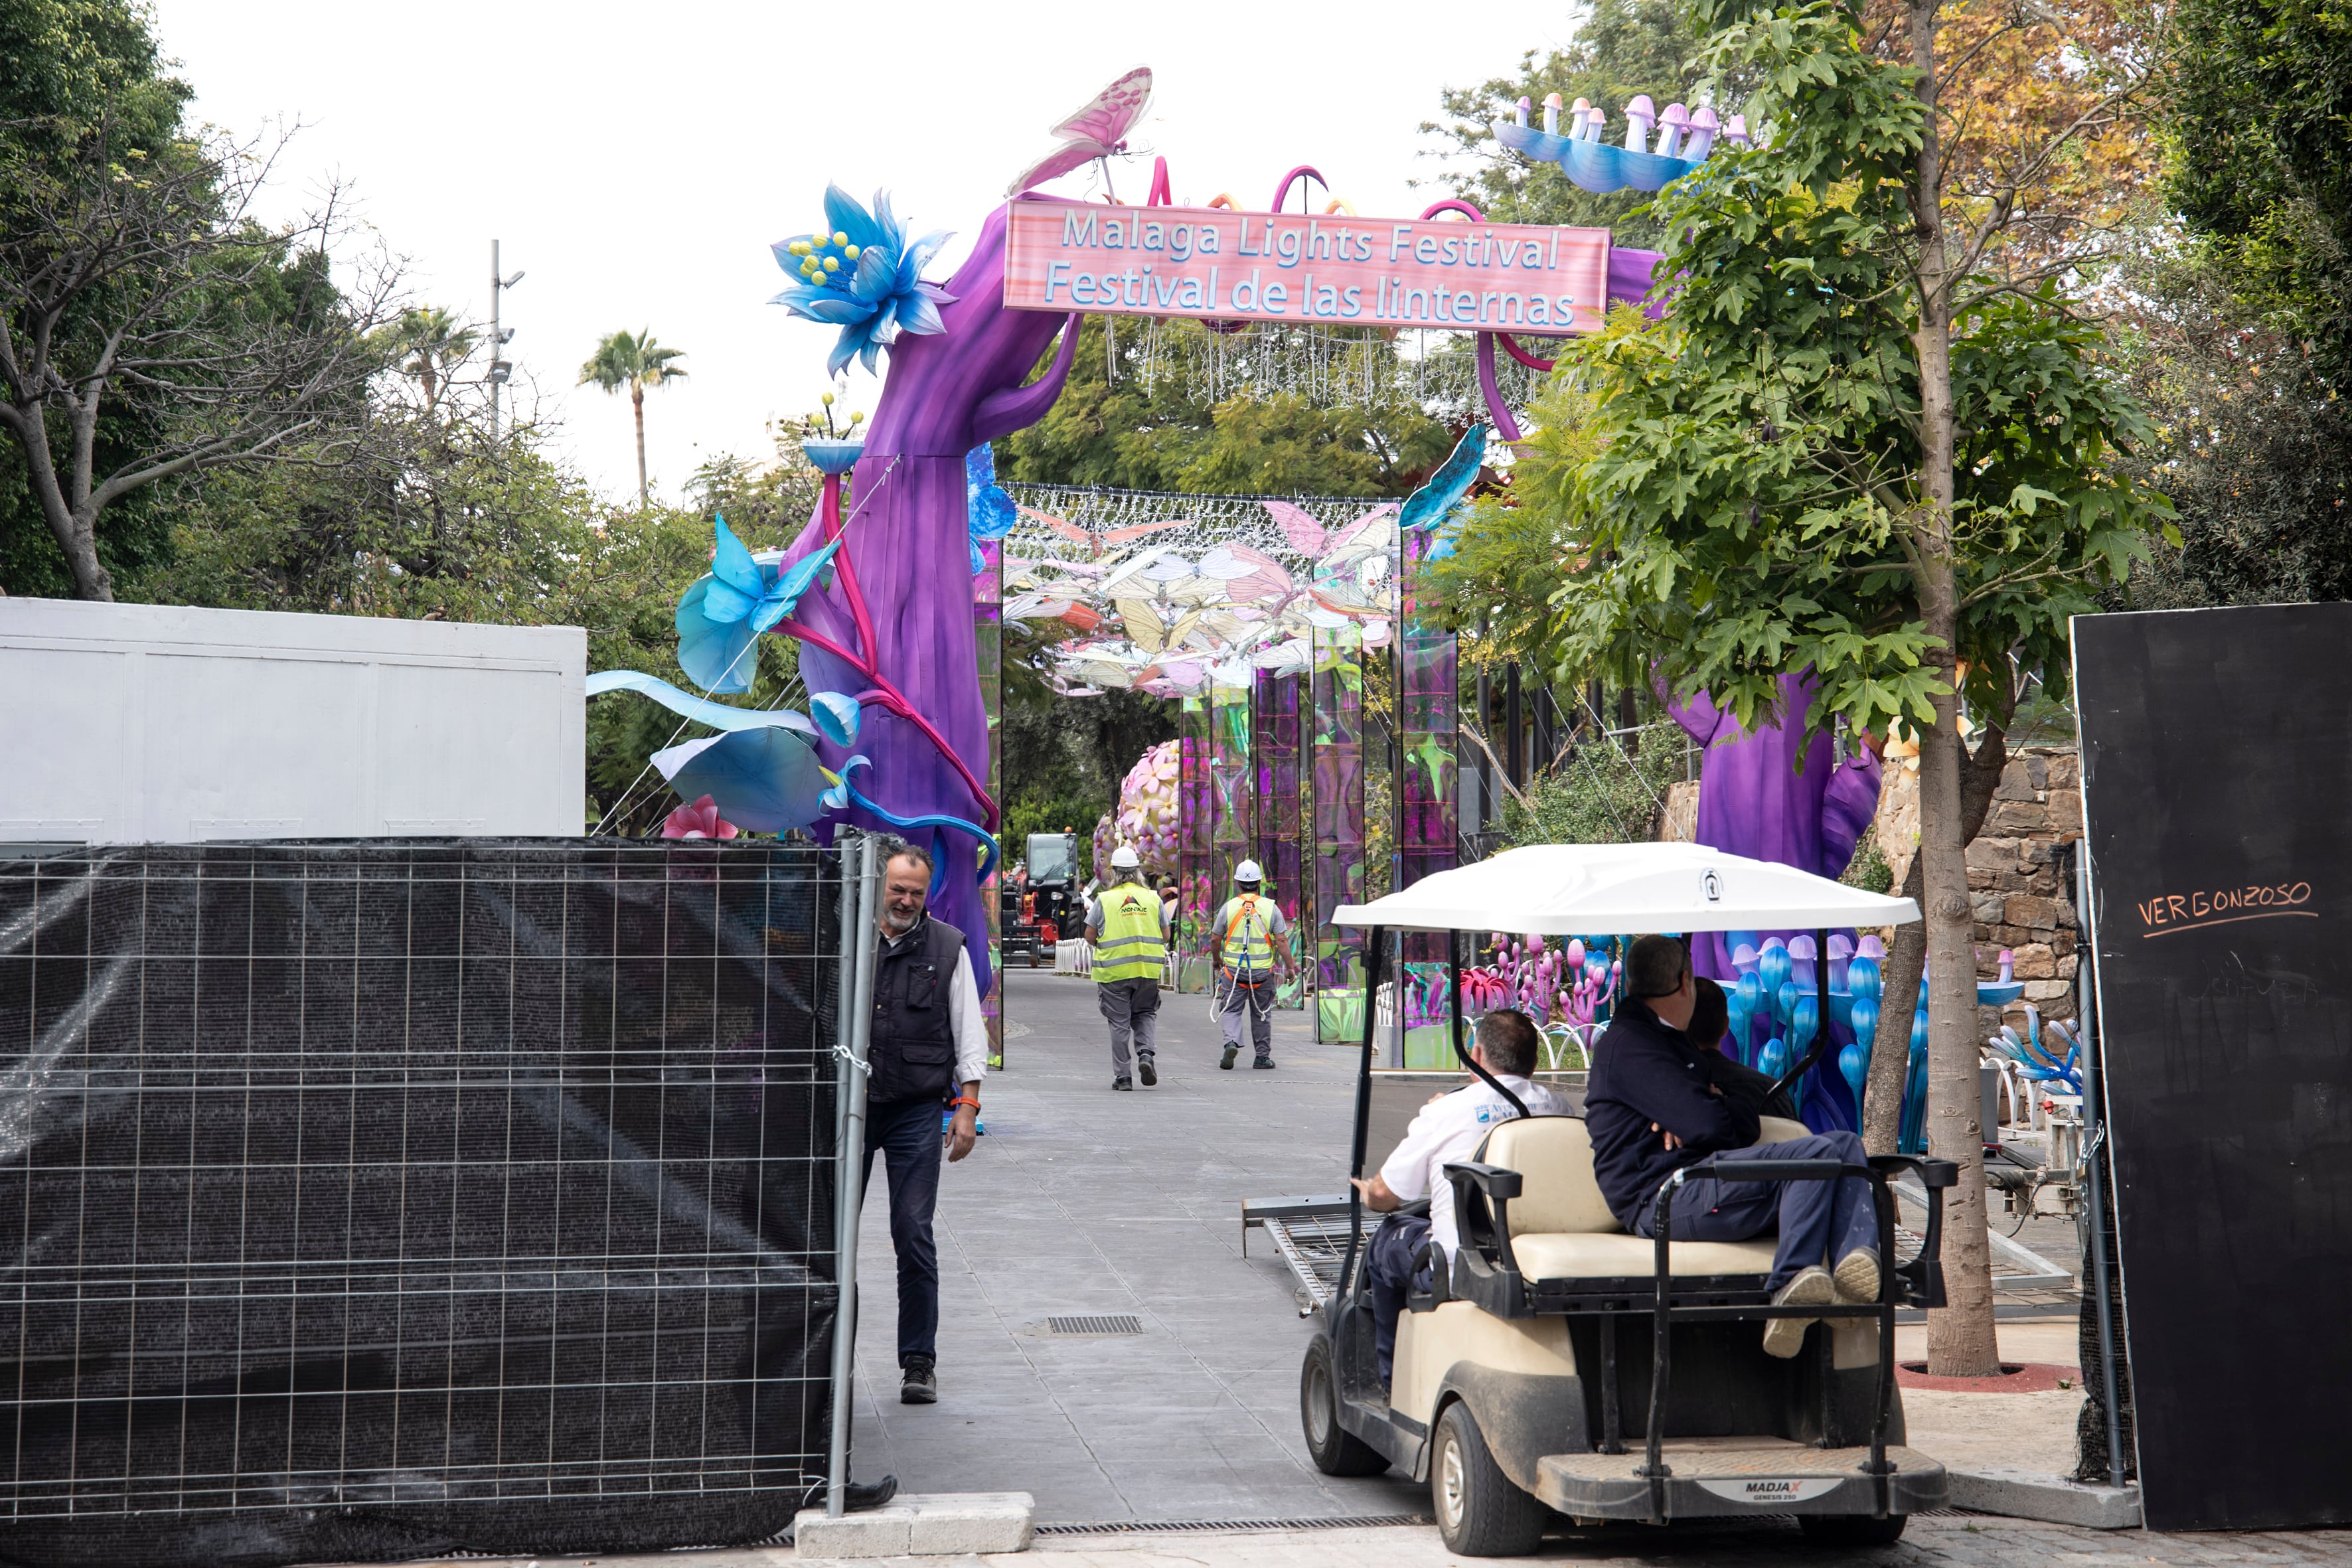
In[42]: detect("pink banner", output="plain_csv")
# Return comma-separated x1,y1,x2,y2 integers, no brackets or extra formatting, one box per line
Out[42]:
1003,202,1611,337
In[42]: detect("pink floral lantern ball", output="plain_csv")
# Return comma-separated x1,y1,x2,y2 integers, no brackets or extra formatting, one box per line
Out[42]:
1113,738,1182,874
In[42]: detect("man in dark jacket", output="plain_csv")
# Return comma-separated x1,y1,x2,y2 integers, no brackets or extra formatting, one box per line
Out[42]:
1585,935,1880,1357
865,840,988,1405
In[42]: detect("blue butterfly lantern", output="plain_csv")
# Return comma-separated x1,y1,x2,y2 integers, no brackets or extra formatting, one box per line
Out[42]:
676,516,840,694
1401,424,1488,560
967,443,1018,575
653,728,831,833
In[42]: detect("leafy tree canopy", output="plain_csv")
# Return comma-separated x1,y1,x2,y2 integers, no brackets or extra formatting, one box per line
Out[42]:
2168,0,2352,396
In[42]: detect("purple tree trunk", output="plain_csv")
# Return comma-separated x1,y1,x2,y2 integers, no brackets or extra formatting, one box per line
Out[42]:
1670,670,1884,1127
781,200,1079,996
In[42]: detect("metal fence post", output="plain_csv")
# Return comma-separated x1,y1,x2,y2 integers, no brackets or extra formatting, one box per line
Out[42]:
826,833,882,1518
2077,837,2128,1487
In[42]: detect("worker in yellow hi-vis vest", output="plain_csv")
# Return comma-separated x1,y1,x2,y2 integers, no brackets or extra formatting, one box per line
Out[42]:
1084,845,1171,1091
1208,859,1294,1071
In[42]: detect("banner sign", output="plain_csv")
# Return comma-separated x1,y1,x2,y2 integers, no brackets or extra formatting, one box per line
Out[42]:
1004,201,1612,337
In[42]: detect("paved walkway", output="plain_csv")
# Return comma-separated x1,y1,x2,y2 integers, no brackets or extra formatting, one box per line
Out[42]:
844,967,1423,1524
337,973,2352,1567
376,1513,2352,1567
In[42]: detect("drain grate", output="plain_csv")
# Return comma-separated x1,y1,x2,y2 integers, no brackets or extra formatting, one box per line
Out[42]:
1037,1513,1432,1535
1044,1314,1144,1336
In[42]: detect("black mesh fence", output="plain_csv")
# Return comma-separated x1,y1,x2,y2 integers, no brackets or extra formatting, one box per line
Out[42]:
0,840,844,1568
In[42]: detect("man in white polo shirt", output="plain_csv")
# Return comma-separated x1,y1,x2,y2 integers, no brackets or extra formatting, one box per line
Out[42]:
1348,1008,1564,1390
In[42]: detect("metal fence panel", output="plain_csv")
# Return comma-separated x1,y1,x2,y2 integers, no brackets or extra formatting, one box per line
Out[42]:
0,839,841,1567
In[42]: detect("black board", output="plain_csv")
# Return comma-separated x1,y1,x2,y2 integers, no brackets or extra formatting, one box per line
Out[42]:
2075,605,2352,1531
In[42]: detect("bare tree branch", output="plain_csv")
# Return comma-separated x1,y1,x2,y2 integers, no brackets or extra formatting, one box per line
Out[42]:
0,111,404,597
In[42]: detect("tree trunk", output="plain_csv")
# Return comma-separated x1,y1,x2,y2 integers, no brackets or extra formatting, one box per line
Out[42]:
1863,722,2008,1154
9,409,114,600
631,383,650,508
1907,0,1999,1379
1862,851,1927,1154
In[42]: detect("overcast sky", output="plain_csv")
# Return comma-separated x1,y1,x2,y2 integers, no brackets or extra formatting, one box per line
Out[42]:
155,1,1577,506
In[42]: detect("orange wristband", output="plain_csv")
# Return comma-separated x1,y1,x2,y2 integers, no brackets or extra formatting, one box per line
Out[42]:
949,1095,980,1112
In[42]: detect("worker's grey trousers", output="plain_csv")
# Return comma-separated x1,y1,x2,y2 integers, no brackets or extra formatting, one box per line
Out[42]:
1097,976,1159,1079
1219,973,1275,1061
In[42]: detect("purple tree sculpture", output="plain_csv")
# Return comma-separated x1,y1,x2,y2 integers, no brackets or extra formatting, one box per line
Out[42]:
773,197,1081,994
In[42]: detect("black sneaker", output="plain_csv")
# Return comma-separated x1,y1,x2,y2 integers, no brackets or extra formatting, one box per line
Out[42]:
1253,1057,1277,1069
1219,1045,1238,1070
900,1357,937,1405
1138,1058,1157,1087
1112,1077,1133,1091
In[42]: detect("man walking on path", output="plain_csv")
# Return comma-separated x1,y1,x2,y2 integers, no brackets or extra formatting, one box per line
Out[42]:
1208,858,1293,1070
1085,844,1169,1090
864,839,989,1405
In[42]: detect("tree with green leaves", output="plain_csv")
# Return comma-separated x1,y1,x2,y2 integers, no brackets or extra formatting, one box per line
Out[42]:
386,306,478,420
2168,0,2352,400
578,327,687,507
0,3,399,601
1513,0,2167,1373
2108,0,2352,611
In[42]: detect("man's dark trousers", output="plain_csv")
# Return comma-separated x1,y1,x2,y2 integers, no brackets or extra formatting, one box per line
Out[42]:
1366,1212,1432,1388
1631,1130,1879,1291
864,1095,943,1366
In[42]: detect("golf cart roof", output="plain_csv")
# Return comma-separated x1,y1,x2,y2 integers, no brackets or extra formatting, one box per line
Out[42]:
1330,842,1920,935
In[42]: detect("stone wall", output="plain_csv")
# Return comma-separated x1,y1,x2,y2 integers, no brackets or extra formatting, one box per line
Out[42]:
1966,745,2082,1022
1869,744,2082,1024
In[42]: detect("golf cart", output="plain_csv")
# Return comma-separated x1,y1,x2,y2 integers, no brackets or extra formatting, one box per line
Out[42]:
1304,842,1957,1555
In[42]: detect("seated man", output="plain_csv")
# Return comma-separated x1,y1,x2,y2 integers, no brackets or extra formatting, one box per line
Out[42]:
1686,975,1802,1123
1585,935,1881,1358
1350,1009,1566,1389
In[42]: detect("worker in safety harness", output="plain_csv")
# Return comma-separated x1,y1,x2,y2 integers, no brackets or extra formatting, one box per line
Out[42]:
1208,858,1294,1070
1085,844,1170,1091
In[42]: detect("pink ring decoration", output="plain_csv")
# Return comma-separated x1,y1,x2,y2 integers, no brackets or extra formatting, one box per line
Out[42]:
1497,331,1557,372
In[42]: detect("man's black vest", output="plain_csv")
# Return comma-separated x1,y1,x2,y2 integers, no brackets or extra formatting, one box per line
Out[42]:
868,915,967,1105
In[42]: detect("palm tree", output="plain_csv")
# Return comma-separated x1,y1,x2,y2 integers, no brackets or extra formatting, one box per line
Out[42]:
388,306,479,417
578,328,688,507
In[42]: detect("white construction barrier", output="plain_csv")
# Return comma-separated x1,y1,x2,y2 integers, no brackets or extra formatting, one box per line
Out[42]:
0,599,584,844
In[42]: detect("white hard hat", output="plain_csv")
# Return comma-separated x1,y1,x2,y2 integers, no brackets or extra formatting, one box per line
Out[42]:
1111,844,1140,869
1234,858,1264,883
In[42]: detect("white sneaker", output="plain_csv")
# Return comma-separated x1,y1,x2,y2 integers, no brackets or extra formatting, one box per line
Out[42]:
1834,1249,1881,1305
1763,1266,1835,1358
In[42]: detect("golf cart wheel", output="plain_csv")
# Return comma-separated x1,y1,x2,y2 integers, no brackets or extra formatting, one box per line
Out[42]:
1798,1513,1908,1546
1432,1400,1547,1556
1299,1336,1387,1477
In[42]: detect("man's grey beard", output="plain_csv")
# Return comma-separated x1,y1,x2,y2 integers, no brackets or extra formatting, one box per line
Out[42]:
882,906,919,935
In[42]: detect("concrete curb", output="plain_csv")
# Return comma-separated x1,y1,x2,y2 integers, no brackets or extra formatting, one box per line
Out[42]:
1947,1468,2141,1529
795,1492,1036,1558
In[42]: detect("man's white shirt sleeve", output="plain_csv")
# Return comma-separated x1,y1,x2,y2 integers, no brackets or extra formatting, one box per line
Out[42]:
945,950,990,1087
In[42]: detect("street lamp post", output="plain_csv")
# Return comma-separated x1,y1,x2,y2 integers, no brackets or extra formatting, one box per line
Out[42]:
488,240,524,443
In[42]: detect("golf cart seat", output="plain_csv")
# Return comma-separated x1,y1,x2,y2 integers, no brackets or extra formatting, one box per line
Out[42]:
1443,1115,1814,1315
